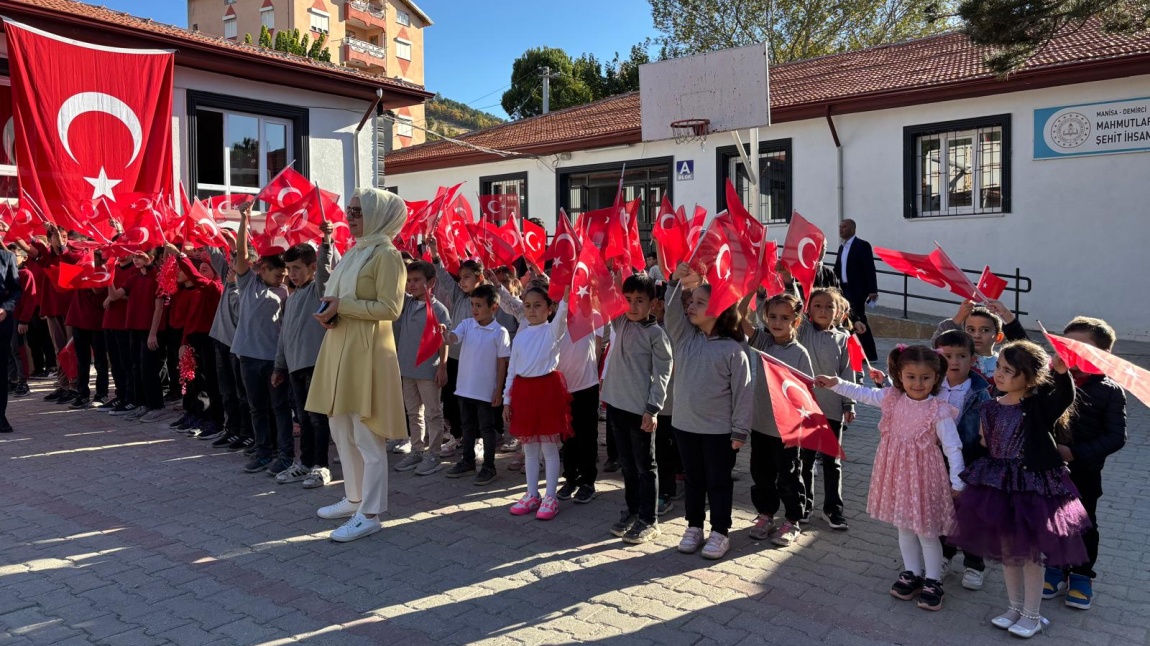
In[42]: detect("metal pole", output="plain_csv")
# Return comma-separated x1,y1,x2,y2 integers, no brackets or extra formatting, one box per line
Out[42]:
541,65,551,114
748,127,761,220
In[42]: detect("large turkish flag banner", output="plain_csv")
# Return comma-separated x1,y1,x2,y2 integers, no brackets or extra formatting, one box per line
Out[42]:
4,20,175,228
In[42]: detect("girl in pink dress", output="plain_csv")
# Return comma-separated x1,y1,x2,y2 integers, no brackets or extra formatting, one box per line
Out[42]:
815,345,964,611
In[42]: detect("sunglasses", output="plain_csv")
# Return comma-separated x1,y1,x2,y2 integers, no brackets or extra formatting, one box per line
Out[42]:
346,206,363,220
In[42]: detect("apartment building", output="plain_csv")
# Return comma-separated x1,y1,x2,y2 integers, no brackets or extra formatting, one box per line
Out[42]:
188,0,432,148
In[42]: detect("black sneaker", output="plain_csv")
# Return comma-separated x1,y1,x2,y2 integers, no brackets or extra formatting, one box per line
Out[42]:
602,459,622,473
823,511,849,531
657,495,674,517
473,467,497,486
445,461,476,478
177,417,200,432
610,511,636,537
243,456,273,473
198,423,224,441
227,435,249,451
30,368,49,380
243,444,258,457
108,402,137,416
916,579,945,611
214,433,240,448
69,396,90,409
12,383,30,397
92,395,112,407
169,414,190,429
43,387,66,402
56,390,78,405
622,519,660,544
891,571,924,600
573,485,596,504
556,482,578,501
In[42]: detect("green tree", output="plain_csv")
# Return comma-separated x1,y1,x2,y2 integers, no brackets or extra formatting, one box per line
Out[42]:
955,0,1149,73
243,33,253,44
274,30,288,52
648,0,952,63
308,33,328,59
288,28,301,55
259,25,272,48
500,47,594,119
299,34,310,56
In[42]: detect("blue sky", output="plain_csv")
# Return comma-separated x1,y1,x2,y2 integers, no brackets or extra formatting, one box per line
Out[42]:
94,0,660,119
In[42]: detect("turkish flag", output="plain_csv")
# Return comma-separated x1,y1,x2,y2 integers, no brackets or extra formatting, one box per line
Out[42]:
604,198,644,273
479,193,519,226
847,334,867,372
691,212,757,317
928,246,979,301
205,193,256,223
977,266,1008,301
55,259,113,290
521,218,547,265
182,199,229,249
4,20,174,226
467,219,519,268
416,292,444,366
651,197,688,277
257,166,339,211
876,245,978,301
498,213,525,258
0,201,38,243
1043,328,1150,408
686,205,708,249
116,193,168,250
568,233,627,342
780,211,825,304
761,353,846,459
579,207,614,251
543,209,581,301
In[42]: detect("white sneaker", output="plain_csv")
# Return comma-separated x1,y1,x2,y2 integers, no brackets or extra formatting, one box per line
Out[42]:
439,437,460,457
317,497,360,520
678,527,705,554
701,531,731,560
962,567,985,591
302,467,331,489
390,440,412,454
473,438,484,456
275,461,310,484
414,454,443,476
330,513,381,542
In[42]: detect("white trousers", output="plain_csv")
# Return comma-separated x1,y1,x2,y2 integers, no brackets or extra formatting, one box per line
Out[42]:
329,412,389,516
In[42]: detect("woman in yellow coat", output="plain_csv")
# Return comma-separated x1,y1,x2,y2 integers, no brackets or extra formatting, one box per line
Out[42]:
307,187,407,542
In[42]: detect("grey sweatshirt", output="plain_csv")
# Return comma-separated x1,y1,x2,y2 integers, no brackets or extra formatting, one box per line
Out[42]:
657,320,675,417
394,293,452,380
747,331,814,437
208,248,239,346
434,262,475,360
664,282,753,441
599,314,673,417
796,320,855,422
275,243,336,374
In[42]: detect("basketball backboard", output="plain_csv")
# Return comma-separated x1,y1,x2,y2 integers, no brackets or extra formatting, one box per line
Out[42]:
639,42,770,142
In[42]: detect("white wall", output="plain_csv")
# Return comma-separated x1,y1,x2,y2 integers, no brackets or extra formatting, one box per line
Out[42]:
387,75,1150,342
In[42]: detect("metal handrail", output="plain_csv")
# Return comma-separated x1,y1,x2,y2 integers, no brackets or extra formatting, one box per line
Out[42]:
348,1,386,20
344,35,386,59
824,251,1032,319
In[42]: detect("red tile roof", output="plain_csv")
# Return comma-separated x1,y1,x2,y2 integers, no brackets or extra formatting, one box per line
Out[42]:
386,20,1150,173
3,0,433,103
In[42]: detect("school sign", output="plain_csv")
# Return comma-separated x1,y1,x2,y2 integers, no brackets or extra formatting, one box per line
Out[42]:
1034,96,1150,159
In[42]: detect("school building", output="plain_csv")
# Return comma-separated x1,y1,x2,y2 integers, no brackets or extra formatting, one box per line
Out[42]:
383,22,1150,342
0,0,432,209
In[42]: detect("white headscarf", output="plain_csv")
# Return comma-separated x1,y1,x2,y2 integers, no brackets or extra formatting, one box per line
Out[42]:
327,188,407,300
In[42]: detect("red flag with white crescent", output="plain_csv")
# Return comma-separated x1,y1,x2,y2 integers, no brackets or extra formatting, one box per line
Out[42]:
875,245,978,301
1043,328,1150,408
479,193,519,226
690,212,757,317
183,199,229,249
977,266,1008,301
761,353,845,459
542,209,581,301
4,19,174,227
568,232,627,342
415,292,444,367
521,218,547,266
780,211,825,306
651,197,688,277
55,259,113,290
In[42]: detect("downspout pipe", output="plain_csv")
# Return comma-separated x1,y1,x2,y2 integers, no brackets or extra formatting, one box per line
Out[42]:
825,106,843,223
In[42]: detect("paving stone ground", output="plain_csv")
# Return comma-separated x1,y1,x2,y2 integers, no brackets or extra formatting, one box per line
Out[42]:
0,336,1147,645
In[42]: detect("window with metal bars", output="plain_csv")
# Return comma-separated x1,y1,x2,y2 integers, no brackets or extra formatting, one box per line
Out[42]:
480,172,528,223
903,115,1011,218
715,139,792,224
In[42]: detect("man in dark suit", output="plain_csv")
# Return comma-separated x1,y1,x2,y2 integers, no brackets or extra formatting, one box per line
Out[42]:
832,219,878,360
0,239,23,433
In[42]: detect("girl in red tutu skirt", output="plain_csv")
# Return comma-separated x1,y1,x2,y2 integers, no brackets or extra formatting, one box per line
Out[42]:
502,287,573,520
948,341,1090,638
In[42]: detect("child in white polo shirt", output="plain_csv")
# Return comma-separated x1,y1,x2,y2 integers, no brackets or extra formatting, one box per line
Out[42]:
441,284,511,486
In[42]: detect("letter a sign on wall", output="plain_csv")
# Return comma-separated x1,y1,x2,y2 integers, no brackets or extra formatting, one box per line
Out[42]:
676,159,694,181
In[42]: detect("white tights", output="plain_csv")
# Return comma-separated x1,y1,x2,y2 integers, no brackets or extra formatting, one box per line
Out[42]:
897,528,945,580
523,441,561,499
1003,562,1045,616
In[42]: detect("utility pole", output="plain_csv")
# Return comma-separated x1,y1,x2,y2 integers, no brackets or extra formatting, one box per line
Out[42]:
539,66,560,114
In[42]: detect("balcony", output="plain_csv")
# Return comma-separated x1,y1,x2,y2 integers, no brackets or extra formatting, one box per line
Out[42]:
343,36,387,72
346,0,387,31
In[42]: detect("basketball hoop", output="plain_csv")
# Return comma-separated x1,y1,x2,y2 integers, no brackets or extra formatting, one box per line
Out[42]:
671,118,710,146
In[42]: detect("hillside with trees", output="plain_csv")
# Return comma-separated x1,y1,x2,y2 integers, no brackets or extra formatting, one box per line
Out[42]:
426,96,504,137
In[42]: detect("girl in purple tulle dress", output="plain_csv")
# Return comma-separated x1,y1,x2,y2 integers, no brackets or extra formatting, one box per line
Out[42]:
949,340,1090,638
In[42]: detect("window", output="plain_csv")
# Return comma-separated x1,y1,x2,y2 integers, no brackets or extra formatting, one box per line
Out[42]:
394,38,412,61
716,139,792,224
225,0,236,4
396,9,411,26
558,159,674,250
260,7,274,31
223,15,237,39
395,116,413,138
904,114,1011,218
309,9,329,34
187,91,309,208
479,173,529,223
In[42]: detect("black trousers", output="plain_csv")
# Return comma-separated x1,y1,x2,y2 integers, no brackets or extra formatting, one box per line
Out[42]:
842,285,878,361
106,329,131,401
129,330,163,409
289,367,330,469
562,385,600,487
213,341,250,437
0,316,13,423
605,413,619,462
655,415,680,498
458,396,497,469
162,328,182,398
441,357,462,439
674,427,736,535
1067,466,1103,579
27,315,55,373
182,333,223,426
71,328,108,400
750,431,805,522
607,405,658,524
799,419,844,516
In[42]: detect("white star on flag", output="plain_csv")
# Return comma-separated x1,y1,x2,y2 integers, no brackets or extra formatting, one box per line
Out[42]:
85,167,121,201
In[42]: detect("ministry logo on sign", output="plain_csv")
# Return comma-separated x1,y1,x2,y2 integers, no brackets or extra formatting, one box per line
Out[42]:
1050,112,1091,149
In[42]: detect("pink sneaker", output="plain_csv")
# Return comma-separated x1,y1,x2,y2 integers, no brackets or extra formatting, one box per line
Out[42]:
510,493,541,516
536,495,559,521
